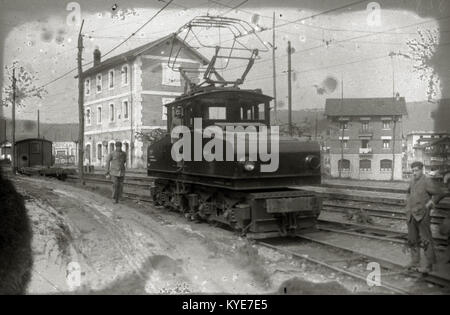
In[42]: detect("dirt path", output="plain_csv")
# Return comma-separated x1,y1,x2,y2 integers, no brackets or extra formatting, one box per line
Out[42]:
14,175,379,294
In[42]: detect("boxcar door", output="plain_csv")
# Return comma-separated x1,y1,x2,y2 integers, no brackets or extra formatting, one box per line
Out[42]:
29,141,42,167
16,143,30,168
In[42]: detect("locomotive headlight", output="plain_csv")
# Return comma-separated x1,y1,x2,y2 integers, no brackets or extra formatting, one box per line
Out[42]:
244,161,255,171
305,155,320,170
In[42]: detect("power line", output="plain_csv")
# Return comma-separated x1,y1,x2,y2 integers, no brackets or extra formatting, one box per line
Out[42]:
291,14,450,55
102,0,174,58
218,0,249,16
239,39,450,85
209,0,431,37
244,54,390,84
222,15,450,73
36,1,174,90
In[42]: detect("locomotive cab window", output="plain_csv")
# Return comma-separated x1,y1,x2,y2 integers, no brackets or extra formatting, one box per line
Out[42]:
206,107,227,120
197,101,269,126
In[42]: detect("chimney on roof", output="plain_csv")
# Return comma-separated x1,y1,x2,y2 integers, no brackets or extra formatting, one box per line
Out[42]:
395,92,400,101
93,48,101,66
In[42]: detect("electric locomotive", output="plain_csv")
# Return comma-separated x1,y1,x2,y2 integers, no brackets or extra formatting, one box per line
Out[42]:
147,17,322,238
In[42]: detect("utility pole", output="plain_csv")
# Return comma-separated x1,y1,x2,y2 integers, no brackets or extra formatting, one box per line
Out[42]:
339,74,344,178
314,111,318,140
37,109,40,138
77,19,85,185
389,52,395,98
272,12,278,123
11,68,16,174
287,40,292,136
392,115,397,181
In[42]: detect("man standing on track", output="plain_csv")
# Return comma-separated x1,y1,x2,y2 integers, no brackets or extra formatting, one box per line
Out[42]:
406,161,447,274
105,141,127,204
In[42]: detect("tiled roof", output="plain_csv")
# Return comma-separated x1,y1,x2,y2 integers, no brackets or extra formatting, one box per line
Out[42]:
80,34,209,78
324,97,407,116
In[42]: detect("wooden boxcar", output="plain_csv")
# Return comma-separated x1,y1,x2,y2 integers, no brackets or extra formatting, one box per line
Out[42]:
15,138,52,168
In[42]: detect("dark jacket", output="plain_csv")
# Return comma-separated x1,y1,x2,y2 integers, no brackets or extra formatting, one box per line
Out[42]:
406,174,447,221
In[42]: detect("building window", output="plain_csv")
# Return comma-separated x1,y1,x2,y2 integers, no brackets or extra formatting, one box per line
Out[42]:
97,106,102,124
86,108,91,125
340,139,348,149
383,120,391,129
97,143,102,160
338,159,350,171
122,100,129,120
359,159,371,171
109,70,114,89
361,121,369,131
380,159,392,171
161,63,181,86
85,78,90,95
162,97,175,120
383,140,390,149
361,139,370,148
339,121,348,130
85,144,91,163
109,142,114,153
96,74,102,93
121,65,128,85
109,103,115,122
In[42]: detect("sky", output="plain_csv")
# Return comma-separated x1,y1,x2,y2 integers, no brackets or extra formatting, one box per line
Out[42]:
1,0,449,124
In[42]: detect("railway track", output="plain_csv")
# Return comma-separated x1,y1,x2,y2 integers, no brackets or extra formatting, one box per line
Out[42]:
68,173,449,239
321,201,447,226
256,235,450,294
60,174,450,293
294,231,450,291
256,239,410,294
316,220,449,248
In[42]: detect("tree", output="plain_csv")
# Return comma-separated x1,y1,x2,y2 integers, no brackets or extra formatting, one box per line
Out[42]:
2,61,47,108
135,128,167,144
405,29,440,102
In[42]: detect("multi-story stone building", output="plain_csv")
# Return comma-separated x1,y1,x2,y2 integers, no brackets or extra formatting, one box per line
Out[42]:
80,35,208,168
324,97,407,180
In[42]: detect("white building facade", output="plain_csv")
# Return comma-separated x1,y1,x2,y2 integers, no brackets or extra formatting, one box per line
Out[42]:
81,35,207,169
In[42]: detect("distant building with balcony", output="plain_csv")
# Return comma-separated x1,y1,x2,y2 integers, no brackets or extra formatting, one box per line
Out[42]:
402,100,450,171
414,136,450,174
324,97,407,180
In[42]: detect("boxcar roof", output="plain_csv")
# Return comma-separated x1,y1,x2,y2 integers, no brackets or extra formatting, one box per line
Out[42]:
15,138,52,144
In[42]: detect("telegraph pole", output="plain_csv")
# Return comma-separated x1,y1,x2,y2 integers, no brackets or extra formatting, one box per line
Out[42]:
77,19,85,185
272,12,278,123
11,68,16,174
339,74,344,178
392,115,397,181
287,41,292,136
314,111,318,140
389,51,395,98
37,109,40,138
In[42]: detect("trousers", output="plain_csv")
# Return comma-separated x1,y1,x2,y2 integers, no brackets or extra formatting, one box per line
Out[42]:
407,213,436,265
111,175,124,202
